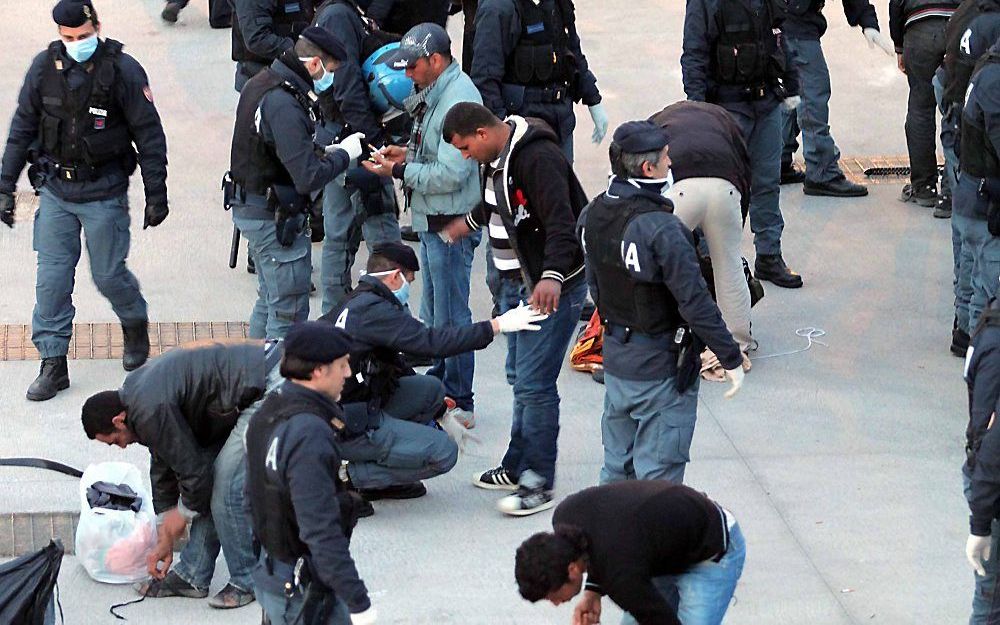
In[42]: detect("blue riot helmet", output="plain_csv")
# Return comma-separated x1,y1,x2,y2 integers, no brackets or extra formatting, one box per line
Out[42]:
363,42,414,116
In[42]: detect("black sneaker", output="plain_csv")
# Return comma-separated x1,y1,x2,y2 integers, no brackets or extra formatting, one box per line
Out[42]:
161,1,183,23
780,163,806,185
754,254,803,289
472,467,518,491
400,225,420,242
208,583,255,609
26,357,69,402
952,327,970,357
803,175,868,197
358,481,427,501
134,571,208,599
934,195,953,219
497,486,555,517
899,183,938,207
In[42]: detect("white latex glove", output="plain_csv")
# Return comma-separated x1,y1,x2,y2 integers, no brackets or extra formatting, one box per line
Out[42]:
327,132,366,161
350,606,377,625
723,366,745,399
782,96,801,112
438,410,479,453
967,534,992,576
589,103,609,144
863,27,895,57
496,302,549,333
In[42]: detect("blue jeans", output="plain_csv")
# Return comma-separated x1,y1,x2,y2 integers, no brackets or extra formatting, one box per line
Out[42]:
782,37,844,184
934,73,968,330
497,278,586,490
903,19,947,189
418,230,481,411
340,374,457,489
320,171,400,315
233,212,311,339
725,104,784,256
172,409,256,592
600,372,700,485
257,586,350,625
32,189,147,358
621,520,746,625
954,177,1000,331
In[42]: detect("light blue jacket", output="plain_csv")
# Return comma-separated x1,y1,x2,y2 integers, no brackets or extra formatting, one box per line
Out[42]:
403,61,483,232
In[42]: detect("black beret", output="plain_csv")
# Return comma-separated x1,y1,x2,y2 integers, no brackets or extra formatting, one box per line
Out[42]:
299,26,348,62
284,321,352,363
612,120,670,154
372,241,419,273
53,0,98,27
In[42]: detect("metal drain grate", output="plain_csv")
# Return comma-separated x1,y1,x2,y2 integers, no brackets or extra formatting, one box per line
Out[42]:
836,156,942,185
0,322,251,361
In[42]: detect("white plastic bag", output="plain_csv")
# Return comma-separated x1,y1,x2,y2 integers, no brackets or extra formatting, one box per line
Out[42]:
75,462,157,584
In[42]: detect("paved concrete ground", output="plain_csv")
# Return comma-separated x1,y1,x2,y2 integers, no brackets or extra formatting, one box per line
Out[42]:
0,1,971,623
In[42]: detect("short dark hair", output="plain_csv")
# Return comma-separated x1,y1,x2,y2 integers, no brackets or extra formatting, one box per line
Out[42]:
280,353,327,380
81,390,126,439
366,253,403,275
294,37,335,66
514,525,589,602
442,102,502,144
609,142,662,179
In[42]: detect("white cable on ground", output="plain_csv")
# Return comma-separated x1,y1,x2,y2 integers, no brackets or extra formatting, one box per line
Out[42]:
751,327,828,360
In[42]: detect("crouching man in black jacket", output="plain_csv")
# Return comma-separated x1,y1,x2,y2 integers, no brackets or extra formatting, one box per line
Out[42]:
245,321,377,625
441,103,588,517
81,339,285,609
320,241,546,503
515,481,746,625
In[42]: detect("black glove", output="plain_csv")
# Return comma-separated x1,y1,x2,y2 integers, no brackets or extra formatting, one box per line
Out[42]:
143,202,168,229
0,191,14,228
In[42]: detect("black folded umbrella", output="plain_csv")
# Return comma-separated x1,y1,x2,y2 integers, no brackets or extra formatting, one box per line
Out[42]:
0,540,64,625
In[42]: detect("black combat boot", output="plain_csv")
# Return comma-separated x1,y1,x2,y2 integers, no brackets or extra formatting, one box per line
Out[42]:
161,1,184,22
780,163,806,185
952,327,971,357
122,323,150,371
754,254,803,289
26,357,69,401
803,175,868,197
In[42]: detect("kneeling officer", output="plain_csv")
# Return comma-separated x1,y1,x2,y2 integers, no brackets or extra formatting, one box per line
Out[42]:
245,321,377,625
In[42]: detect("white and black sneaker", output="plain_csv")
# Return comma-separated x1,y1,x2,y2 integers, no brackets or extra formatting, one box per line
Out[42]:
472,466,518,491
497,487,555,517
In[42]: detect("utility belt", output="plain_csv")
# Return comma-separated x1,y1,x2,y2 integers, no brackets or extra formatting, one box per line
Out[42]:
711,82,771,103
604,323,701,392
708,504,737,563
260,551,340,625
224,174,309,246
501,83,569,112
32,158,123,184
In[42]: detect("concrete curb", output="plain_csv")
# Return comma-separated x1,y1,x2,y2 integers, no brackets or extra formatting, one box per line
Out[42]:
3,512,78,557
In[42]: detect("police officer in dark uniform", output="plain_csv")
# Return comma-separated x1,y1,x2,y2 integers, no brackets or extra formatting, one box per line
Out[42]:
954,41,1000,333
228,27,366,339
682,0,804,288
470,0,609,161
232,0,316,91
245,322,378,625
963,298,1000,623
577,121,745,485
320,242,545,500
0,0,168,401
312,0,402,313
780,0,889,197
940,3,1000,354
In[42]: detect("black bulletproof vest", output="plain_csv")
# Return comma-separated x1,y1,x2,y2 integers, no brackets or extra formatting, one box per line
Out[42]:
943,0,1000,106
329,281,405,408
380,0,449,35
583,194,685,335
713,0,775,86
37,39,135,171
503,0,574,88
785,0,821,16
245,389,350,564
962,52,1000,178
230,67,316,195
232,0,315,65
